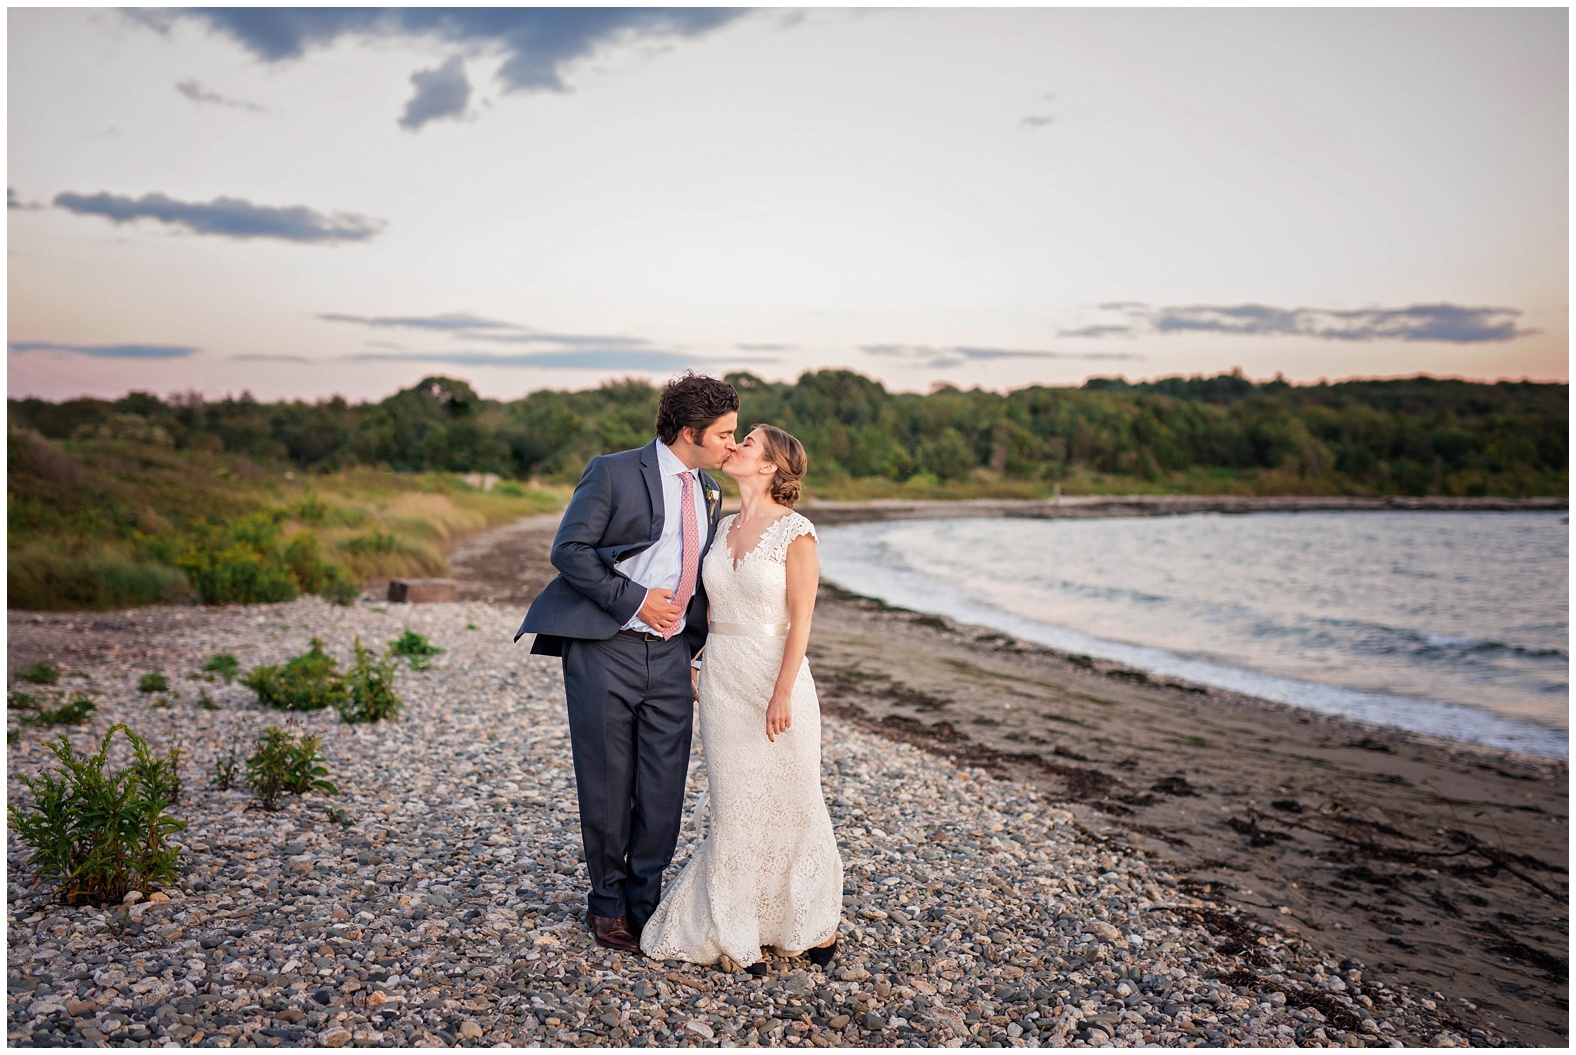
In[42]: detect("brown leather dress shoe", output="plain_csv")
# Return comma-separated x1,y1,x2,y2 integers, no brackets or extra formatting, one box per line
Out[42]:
588,913,640,953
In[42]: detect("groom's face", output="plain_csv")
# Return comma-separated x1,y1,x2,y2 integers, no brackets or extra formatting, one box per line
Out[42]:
682,411,738,471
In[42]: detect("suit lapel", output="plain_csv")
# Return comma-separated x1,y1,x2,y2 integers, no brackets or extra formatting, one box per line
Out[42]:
700,470,722,552
640,440,664,543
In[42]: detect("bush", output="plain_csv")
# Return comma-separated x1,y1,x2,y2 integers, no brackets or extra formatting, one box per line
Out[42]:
210,741,240,790
245,727,338,810
338,637,402,724
138,672,169,693
9,689,39,710
7,723,186,905
21,693,98,729
389,629,443,671
155,512,300,605
202,653,240,682
20,662,60,685
242,638,347,712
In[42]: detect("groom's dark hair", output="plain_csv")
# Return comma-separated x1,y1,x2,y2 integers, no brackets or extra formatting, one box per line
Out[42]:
655,372,740,445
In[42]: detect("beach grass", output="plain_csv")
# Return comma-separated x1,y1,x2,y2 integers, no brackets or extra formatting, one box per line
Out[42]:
7,432,568,611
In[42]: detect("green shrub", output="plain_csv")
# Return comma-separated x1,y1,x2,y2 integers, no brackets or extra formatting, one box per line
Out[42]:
338,637,402,724
319,572,361,607
7,723,186,905
10,689,39,710
388,629,443,670
242,638,347,712
138,672,169,693
197,689,219,711
21,662,60,685
210,741,240,790
245,727,338,810
340,530,400,555
492,480,526,497
21,693,98,728
202,653,240,682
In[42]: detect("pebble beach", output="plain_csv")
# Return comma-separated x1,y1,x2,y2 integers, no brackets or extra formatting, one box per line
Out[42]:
7,596,1500,1047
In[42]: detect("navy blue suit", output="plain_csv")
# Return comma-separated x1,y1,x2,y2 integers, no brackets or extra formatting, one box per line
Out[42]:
515,440,721,926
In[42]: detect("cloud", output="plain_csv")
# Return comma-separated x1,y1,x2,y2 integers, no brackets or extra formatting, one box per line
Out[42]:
8,187,43,210
175,79,264,111
135,9,746,93
320,310,660,350
230,353,309,363
1061,302,1535,343
1021,114,1055,129
344,349,710,372
54,191,385,243
9,341,197,359
399,56,471,130
861,344,1144,369
320,311,518,332
736,342,796,351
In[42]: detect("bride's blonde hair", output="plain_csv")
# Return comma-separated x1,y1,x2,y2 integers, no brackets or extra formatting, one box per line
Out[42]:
751,424,807,507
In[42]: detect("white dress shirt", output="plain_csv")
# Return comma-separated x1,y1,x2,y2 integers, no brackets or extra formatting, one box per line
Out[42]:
618,440,709,636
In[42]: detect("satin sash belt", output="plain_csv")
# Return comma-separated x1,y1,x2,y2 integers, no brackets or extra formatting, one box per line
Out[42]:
710,621,789,637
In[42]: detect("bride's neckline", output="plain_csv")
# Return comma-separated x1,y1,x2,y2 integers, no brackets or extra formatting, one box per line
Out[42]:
723,511,796,570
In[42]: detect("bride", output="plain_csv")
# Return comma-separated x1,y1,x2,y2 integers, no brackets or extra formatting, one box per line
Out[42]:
639,424,843,974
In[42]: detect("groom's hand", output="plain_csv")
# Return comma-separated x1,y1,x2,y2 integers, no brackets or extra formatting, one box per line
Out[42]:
638,588,683,632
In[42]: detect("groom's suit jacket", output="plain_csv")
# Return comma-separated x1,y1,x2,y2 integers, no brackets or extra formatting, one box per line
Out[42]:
514,439,723,659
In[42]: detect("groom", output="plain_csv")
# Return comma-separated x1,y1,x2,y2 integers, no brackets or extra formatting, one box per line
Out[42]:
515,372,738,953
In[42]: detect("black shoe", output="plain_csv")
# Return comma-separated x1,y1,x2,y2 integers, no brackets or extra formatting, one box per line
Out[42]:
807,938,837,967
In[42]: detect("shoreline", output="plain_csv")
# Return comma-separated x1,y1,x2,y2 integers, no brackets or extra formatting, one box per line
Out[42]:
446,508,1569,1045
800,493,1567,526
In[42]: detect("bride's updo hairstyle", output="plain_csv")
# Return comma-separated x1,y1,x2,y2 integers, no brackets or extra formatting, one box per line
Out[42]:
752,424,808,508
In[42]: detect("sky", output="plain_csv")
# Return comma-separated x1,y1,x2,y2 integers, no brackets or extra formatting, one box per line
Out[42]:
7,6,1569,404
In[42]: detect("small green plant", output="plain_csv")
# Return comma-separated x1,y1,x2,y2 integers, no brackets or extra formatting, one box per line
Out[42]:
22,694,98,729
21,662,60,685
388,630,443,671
338,637,402,724
242,638,347,712
9,689,39,710
320,575,360,607
323,803,351,825
210,741,240,790
245,727,338,810
465,622,479,631
197,689,219,711
138,672,169,693
7,723,186,905
202,653,240,682
7,728,20,745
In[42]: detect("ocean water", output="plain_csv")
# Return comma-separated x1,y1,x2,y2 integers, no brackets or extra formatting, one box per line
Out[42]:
817,511,1569,759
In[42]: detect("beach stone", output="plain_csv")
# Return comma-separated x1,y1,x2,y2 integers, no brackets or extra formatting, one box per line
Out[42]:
4,594,1509,1052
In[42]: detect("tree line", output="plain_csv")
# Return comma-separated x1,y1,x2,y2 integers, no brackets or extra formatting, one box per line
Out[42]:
9,369,1567,497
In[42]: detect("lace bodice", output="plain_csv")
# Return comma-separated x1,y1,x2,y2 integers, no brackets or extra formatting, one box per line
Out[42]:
705,512,818,625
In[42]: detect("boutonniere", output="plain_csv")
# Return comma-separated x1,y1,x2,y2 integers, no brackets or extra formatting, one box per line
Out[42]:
705,488,720,511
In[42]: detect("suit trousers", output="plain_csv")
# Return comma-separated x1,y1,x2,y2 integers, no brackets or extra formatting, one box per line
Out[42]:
560,632,694,927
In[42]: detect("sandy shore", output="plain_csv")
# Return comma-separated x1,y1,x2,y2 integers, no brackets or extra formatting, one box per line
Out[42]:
449,502,1569,1046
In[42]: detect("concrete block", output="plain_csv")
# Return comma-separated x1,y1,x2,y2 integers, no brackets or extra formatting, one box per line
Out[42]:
387,578,459,603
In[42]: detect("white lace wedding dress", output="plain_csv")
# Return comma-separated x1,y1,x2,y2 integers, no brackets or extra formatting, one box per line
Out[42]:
639,511,843,966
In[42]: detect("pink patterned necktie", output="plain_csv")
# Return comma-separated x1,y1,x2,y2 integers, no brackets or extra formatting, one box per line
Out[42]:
664,470,701,640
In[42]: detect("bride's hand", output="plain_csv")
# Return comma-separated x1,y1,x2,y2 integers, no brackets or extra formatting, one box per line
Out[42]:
766,692,792,742
690,666,700,703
